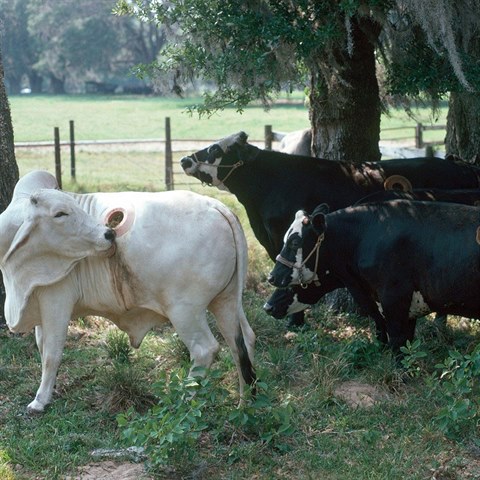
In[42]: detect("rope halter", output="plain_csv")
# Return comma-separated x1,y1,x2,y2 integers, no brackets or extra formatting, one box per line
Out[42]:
191,152,244,187
275,233,325,288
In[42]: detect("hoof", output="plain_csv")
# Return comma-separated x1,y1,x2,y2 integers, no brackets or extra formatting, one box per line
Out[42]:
26,400,46,415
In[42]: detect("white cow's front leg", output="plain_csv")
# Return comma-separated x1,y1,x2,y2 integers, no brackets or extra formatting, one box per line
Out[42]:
35,325,44,361
27,287,73,414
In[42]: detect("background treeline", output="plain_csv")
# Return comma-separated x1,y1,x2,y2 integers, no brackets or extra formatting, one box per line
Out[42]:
0,0,167,94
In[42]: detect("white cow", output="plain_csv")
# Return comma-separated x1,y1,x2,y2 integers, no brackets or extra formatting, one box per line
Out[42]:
279,128,312,156
0,171,255,413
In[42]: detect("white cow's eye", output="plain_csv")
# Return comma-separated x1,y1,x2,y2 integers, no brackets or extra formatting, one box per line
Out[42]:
54,211,68,218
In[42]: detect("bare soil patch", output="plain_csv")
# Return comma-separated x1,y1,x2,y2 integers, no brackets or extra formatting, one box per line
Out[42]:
334,380,389,408
65,461,152,480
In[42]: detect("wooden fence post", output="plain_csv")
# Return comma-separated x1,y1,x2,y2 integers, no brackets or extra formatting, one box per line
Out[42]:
264,125,273,150
69,120,76,180
415,123,423,148
425,145,434,158
54,127,62,189
165,117,173,190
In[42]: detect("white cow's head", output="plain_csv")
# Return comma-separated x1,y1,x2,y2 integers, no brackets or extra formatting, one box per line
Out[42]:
0,185,115,332
2,189,115,263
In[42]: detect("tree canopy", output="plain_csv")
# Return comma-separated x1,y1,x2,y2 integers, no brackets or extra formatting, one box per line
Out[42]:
116,0,480,162
0,0,166,93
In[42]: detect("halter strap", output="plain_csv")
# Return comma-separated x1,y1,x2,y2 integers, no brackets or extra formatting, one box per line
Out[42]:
192,153,244,186
275,233,325,287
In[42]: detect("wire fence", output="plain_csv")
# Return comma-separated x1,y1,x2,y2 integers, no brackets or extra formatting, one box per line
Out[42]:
14,119,446,192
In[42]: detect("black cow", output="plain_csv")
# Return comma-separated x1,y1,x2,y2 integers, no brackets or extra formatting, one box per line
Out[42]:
268,200,480,352
264,187,480,320
180,131,480,327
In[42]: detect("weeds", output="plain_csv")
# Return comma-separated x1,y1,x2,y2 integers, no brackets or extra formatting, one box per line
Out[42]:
117,367,294,475
104,328,132,364
0,450,15,480
433,344,480,438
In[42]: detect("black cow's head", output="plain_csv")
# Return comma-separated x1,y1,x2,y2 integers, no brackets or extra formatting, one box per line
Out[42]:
263,284,316,319
263,288,297,318
268,204,329,288
264,275,343,319
180,131,249,191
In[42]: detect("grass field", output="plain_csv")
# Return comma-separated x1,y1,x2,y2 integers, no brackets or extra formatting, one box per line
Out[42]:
2,95,478,480
10,94,448,192
9,94,447,143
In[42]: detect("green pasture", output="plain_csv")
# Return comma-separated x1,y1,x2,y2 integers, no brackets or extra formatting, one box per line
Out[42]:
2,95,477,480
10,94,448,192
9,94,447,143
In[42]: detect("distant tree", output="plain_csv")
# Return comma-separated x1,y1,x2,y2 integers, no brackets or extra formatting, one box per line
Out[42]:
0,46,19,325
0,0,42,93
23,0,166,93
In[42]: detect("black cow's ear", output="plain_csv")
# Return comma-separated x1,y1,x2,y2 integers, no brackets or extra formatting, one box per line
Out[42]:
311,212,327,234
312,203,329,216
207,144,224,159
238,131,248,144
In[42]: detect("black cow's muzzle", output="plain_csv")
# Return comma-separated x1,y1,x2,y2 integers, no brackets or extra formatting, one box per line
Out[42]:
180,156,194,170
263,301,287,319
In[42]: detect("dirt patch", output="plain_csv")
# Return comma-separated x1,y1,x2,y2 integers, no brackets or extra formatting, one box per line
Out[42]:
334,380,388,408
65,461,152,480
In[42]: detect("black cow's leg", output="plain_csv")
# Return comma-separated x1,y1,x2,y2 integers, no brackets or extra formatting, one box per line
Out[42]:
370,311,388,345
382,303,411,356
345,284,388,345
286,311,305,329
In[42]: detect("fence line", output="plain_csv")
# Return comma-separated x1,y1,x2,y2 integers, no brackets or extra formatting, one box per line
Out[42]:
15,120,446,190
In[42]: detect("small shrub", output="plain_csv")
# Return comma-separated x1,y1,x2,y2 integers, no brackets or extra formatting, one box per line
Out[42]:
227,382,294,452
117,368,294,474
104,329,132,364
97,362,156,413
344,337,384,370
118,367,225,472
400,339,428,378
433,345,480,438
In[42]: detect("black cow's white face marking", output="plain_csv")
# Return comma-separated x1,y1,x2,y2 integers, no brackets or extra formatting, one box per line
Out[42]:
268,210,318,288
180,132,246,191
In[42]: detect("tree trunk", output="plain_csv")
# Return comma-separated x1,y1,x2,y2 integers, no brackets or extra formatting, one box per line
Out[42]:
445,92,480,164
0,48,20,326
309,17,382,163
29,70,44,94
49,73,66,94
308,17,381,315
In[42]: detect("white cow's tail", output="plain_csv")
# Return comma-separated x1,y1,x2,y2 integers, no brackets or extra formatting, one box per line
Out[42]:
215,203,256,391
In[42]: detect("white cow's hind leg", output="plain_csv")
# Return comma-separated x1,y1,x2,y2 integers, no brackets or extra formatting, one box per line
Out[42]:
168,306,220,377
209,299,256,398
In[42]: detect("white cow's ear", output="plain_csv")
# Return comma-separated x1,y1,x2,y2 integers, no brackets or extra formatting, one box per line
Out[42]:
3,217,36,263
2,216,82,332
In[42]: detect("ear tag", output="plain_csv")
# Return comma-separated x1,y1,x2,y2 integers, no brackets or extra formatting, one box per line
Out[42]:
104,205,135,237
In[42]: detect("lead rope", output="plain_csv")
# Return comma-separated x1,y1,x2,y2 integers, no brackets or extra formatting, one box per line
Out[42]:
298,233,324,288
275,233,325,288
192,153,244,187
